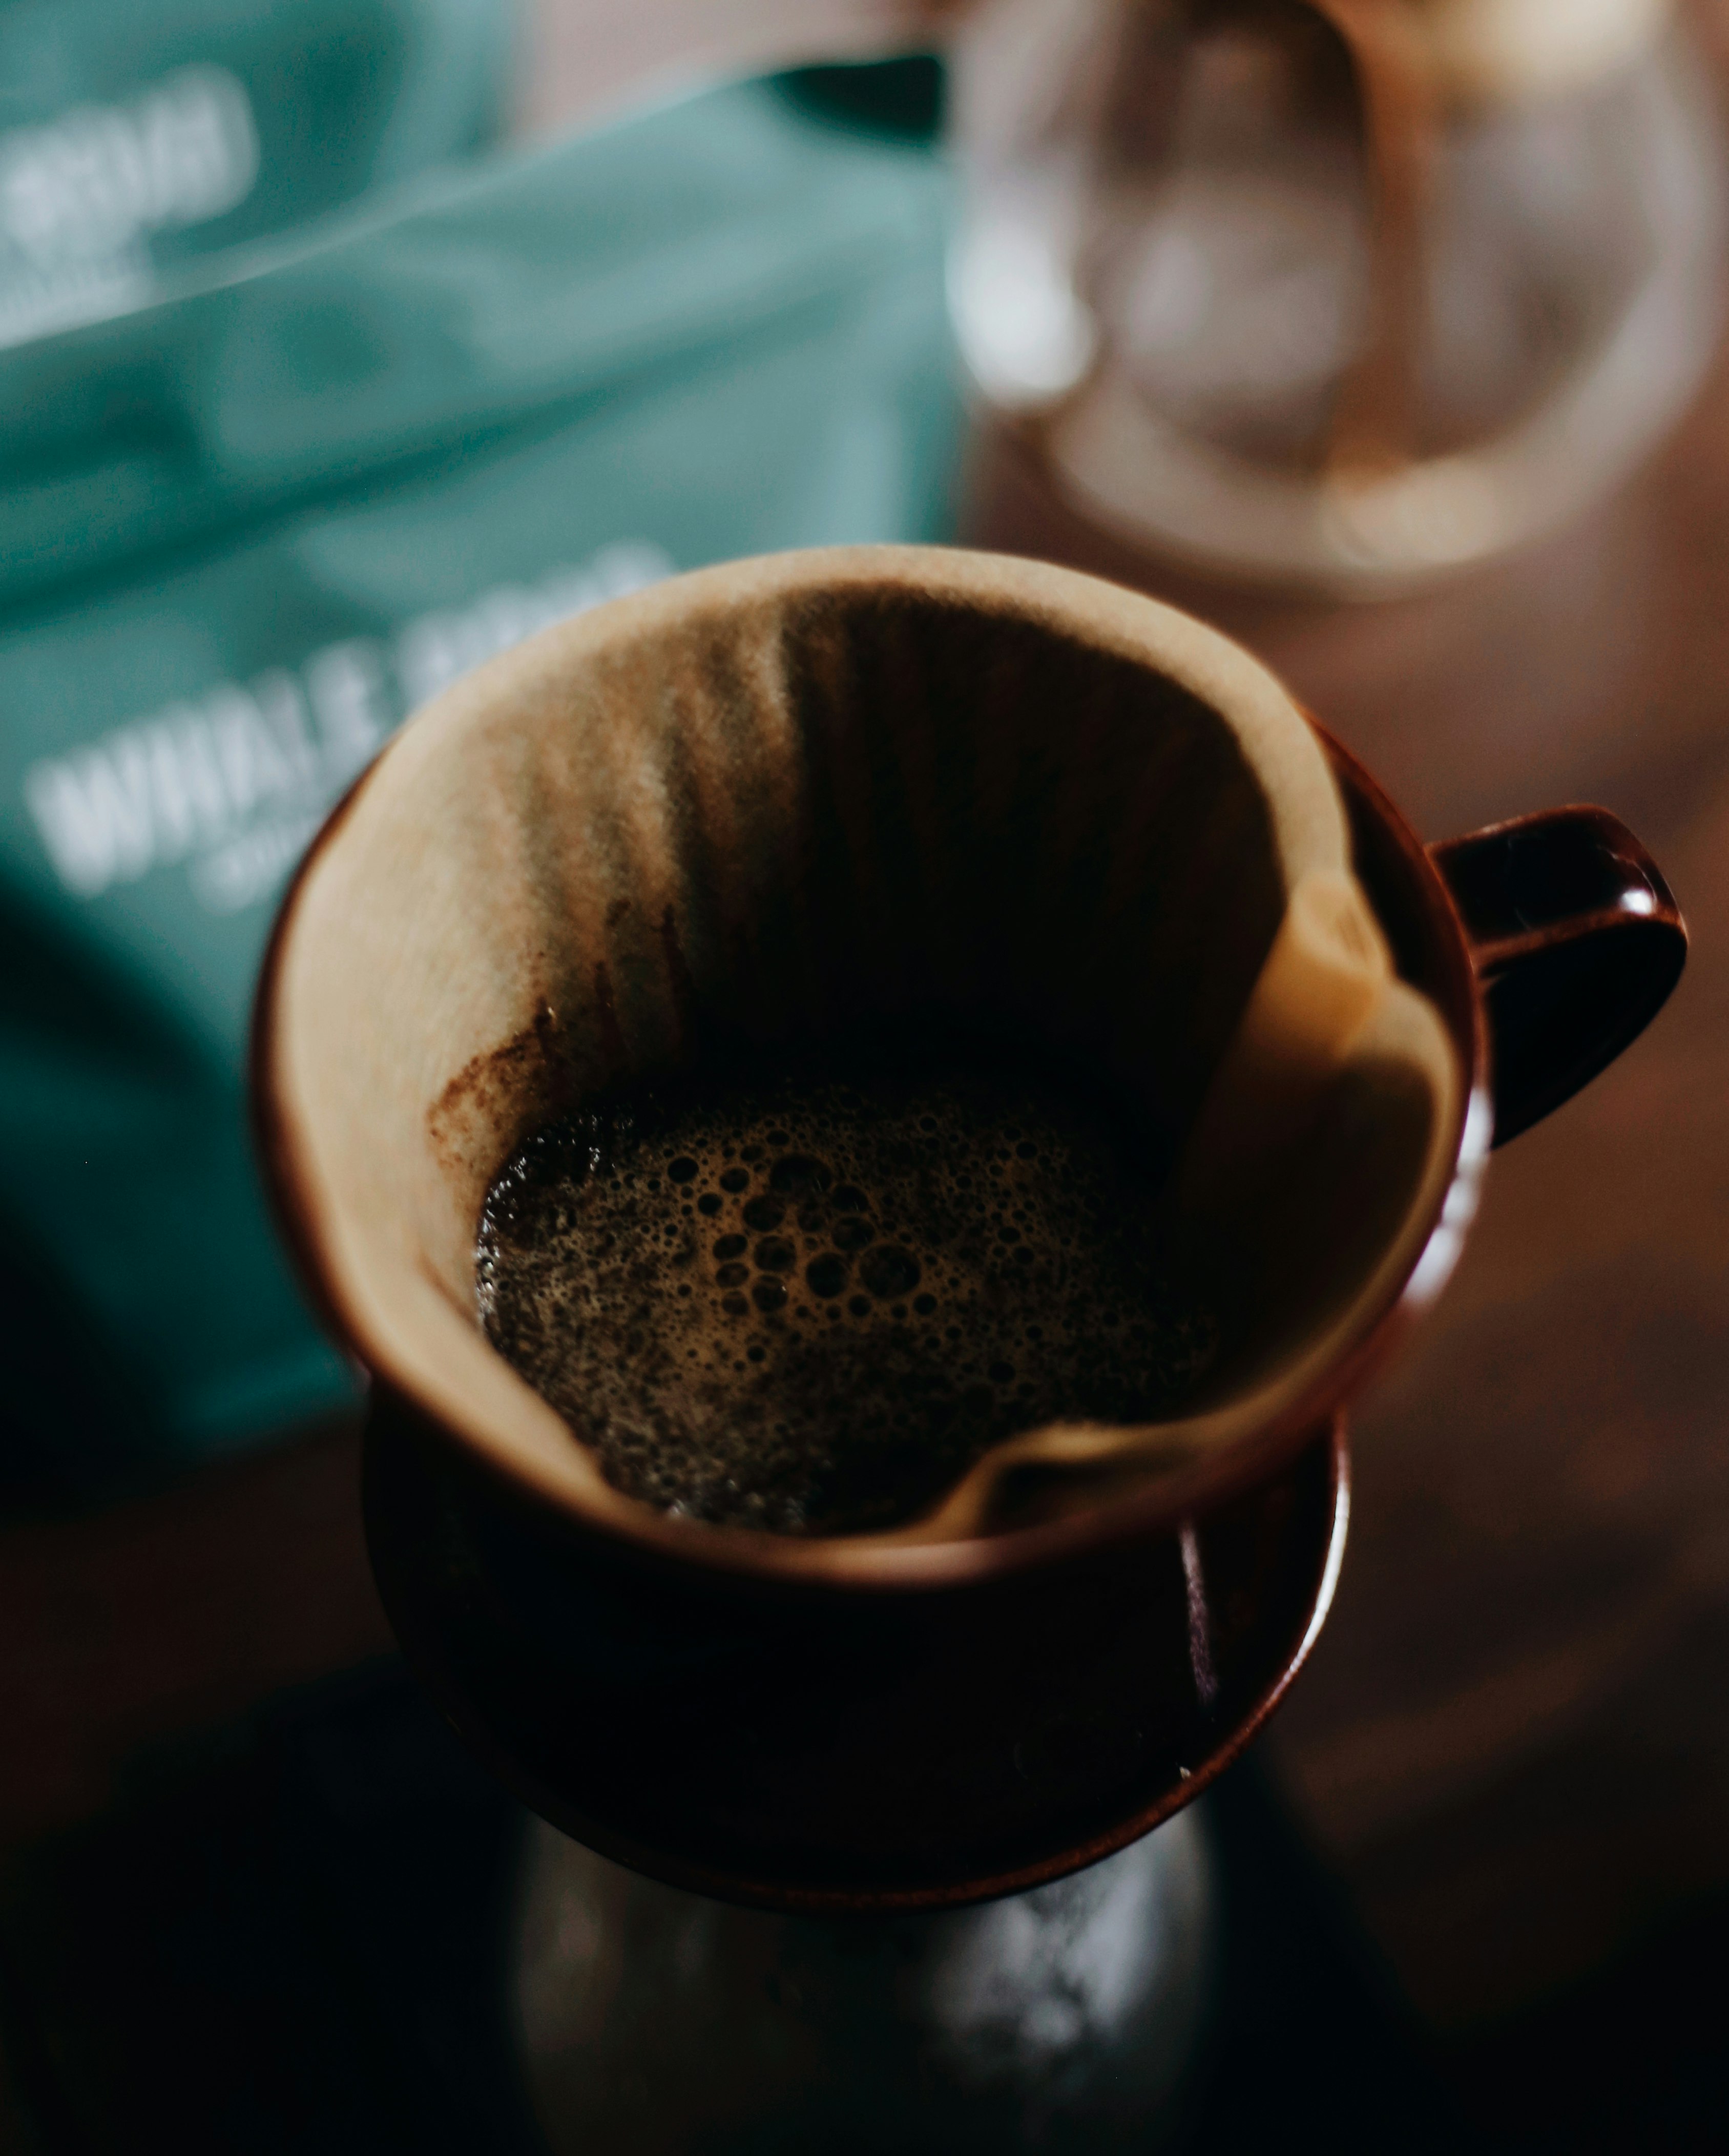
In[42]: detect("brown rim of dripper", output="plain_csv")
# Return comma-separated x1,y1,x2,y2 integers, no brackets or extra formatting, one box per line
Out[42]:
254,545,1466,1588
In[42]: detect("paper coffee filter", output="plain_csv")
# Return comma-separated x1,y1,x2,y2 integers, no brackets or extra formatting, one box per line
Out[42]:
261,546,1461,1550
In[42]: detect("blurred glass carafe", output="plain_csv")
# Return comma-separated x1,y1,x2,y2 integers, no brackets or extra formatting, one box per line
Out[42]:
949,0,1726,591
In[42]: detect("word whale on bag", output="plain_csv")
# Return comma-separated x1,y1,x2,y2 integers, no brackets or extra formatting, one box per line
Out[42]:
25,540,674,915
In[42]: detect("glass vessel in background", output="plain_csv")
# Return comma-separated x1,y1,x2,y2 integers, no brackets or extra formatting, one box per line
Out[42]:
949,0,1727,592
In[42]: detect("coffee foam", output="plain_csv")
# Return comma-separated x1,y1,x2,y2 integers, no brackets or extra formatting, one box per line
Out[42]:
476,1059,1219,1536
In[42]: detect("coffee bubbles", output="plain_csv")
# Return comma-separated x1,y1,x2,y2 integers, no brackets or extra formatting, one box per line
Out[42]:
476,1061,1218,1536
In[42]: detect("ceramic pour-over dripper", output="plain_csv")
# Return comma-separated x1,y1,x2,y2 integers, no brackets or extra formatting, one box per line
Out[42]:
258,545,1458,1559
258,542,1682,1915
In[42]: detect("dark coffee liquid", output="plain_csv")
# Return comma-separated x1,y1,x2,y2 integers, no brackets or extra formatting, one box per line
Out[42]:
476,1056,1217,1536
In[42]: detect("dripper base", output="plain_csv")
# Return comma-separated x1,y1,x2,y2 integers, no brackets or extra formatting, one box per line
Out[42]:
361,1393,1348,1912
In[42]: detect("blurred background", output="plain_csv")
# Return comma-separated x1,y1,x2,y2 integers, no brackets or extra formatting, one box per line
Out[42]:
2,1,1727,2147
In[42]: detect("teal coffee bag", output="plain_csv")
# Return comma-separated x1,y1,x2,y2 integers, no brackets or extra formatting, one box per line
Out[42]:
0,77,959,1499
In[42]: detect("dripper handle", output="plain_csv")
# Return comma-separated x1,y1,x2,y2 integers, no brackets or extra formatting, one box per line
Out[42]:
1429,807,1686,1146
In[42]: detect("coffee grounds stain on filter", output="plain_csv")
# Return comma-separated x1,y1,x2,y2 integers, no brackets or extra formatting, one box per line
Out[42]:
427,896,716,1168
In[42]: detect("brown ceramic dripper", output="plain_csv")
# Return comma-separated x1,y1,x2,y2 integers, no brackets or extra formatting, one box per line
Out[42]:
254,545,1683,1911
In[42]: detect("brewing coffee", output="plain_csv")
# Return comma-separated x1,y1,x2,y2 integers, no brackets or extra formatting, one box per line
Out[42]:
476,1052,1218,1536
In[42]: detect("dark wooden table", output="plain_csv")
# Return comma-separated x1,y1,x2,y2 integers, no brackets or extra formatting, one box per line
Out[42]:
3,0,1727,2071
1254,411,1729,2035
